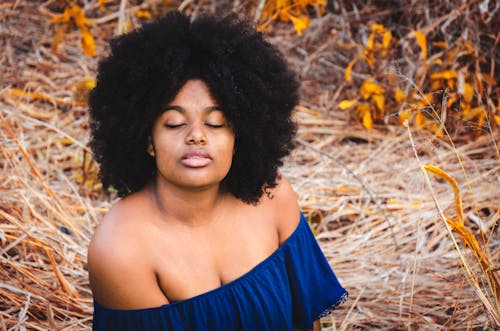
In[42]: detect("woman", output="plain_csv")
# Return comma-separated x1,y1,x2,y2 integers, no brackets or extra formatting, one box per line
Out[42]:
88,11,347,331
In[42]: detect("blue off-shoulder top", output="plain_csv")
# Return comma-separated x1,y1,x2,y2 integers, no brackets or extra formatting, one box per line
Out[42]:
93,213,348,331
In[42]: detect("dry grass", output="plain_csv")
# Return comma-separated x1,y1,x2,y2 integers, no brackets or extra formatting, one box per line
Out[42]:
1,1,498,330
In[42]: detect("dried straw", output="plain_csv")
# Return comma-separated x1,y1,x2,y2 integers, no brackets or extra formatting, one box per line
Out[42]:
1,1,498,330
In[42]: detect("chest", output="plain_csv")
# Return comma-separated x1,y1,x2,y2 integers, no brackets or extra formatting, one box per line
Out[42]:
150,218,279,302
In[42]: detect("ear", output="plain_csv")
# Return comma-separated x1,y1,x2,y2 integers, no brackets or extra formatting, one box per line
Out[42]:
147,137,155,157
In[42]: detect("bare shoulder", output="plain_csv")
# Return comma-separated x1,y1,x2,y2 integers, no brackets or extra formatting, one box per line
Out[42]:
264,175,301,244
87,192,168,309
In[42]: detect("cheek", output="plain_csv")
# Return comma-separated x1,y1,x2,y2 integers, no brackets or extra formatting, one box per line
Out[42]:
223,137,236,159
215,137,235,167
152,138,180,166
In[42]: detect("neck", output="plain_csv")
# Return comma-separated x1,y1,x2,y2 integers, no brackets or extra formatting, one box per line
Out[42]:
150,177,226,227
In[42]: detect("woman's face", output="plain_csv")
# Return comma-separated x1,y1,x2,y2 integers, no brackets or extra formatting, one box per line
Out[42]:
149,79,235,191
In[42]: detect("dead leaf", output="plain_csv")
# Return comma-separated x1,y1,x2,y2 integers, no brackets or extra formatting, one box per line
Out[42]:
360,80,384,99
338,99,358,110
413,30,427,60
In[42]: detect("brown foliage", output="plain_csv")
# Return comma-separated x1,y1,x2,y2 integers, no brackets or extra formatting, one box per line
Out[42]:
1,1,498,329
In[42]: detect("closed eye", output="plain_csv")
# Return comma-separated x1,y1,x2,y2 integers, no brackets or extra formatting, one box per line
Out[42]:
165,124,185,128
205,123,224,128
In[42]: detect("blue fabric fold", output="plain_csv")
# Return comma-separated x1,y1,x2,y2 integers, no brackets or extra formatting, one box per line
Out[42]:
93,213,347,331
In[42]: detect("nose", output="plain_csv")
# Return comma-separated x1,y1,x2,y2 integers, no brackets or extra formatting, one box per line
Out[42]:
185,122,207,145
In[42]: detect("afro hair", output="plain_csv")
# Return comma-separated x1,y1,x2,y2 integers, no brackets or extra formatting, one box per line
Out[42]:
89,11,299,204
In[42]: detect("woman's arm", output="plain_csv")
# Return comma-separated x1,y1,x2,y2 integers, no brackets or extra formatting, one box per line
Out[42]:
266,175,301,245
269,178,322,331
88,200,169,309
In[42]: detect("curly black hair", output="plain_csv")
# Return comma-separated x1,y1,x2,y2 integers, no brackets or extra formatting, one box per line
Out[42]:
89,11,299,204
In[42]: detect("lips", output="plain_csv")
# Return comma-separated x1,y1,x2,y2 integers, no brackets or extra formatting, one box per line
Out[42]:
180,150,212,168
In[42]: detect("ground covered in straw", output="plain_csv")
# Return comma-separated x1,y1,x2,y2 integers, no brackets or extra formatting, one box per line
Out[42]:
1,1,498,330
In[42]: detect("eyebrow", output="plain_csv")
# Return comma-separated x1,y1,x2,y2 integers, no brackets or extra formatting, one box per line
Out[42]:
162,105,222,113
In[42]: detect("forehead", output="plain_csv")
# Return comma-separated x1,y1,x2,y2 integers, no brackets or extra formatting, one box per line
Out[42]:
169,79,216,105
161,105,223,116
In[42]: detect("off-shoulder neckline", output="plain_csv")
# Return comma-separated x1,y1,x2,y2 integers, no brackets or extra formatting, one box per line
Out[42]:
94,213,306,313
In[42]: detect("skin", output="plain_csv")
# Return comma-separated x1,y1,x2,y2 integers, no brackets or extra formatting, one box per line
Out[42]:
88,80,320,330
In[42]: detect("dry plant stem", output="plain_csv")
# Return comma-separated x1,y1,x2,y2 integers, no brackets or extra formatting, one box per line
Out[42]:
338,288,363,331
92,3,143,25
407,124,500,326
408,211,421,321
1,107,91,152
2,1,498,329
395,72,482,221
178,0,193,12
296,137,399,250
400,2,469,40
446,279,465,330
116,0,127,36
253,0,266,24
484,103,500,160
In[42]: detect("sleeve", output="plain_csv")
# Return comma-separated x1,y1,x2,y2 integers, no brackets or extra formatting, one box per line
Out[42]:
284,214,348,330
93,301,174,331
